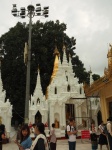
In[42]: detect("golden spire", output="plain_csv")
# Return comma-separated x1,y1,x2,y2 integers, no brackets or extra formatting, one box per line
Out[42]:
45,45,60,99
53,45,60,56
51,45,59,80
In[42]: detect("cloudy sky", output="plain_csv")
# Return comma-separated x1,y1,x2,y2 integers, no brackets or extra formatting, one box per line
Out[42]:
0,0,112,76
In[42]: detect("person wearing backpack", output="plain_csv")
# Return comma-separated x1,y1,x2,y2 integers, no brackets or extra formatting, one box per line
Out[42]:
98,121,109,150
107,117,112,150
67,118,77,150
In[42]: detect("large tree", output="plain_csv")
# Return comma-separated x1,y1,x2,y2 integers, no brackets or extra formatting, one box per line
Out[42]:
0,20,100,124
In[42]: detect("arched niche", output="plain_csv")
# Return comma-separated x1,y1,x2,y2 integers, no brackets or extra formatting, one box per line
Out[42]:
54,113,60,128
97,110,102,125
35,110,42,124
67,84,70,92
55,87,57,94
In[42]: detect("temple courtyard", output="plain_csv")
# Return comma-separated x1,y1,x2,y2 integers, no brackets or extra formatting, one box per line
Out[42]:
2,139,108,150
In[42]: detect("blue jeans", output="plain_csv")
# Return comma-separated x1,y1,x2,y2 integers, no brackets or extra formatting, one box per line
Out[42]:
68,141,76,150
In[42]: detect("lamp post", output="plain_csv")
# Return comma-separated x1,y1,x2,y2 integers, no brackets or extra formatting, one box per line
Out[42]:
11,3,49,123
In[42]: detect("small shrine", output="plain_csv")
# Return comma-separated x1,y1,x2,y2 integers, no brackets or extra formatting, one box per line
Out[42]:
29,44,90,137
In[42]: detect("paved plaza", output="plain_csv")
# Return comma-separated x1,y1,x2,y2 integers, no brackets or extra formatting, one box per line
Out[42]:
2,139,108,150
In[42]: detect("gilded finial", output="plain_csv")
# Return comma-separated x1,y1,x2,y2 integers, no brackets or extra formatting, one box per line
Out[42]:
53,45,60,56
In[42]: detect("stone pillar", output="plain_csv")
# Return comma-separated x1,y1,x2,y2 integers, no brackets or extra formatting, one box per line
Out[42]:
50,103,54,127
94,114,98,128
75,103,78,127
62,103,66,127
59,104,62,128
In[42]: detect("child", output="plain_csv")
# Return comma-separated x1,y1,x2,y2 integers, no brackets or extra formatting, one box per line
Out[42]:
90,123,98,150
14,124,32,150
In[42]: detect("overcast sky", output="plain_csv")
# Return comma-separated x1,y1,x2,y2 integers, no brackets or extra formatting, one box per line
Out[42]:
0,0,112,76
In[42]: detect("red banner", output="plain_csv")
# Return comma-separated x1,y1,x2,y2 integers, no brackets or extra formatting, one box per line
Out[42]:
81,130,90,139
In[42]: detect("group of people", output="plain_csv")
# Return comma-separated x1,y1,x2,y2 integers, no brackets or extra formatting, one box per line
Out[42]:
15,122,57,150
66,117,112,150
90,117,112,150
1,117,112,150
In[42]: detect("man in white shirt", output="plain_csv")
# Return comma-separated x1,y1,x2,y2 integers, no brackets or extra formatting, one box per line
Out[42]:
107,117,112,150
67,118,77,150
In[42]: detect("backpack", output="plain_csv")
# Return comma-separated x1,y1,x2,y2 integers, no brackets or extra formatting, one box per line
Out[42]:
103,124,108,135
65,125,71,139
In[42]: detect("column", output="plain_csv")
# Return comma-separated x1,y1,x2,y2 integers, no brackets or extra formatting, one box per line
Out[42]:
78,106,82,125
50,103,54,127
75,104,78,127
62,103,66,127
60,104,62,128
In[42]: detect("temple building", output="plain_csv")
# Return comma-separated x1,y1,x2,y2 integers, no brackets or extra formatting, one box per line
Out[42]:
29,44,100,137
84,44,112,123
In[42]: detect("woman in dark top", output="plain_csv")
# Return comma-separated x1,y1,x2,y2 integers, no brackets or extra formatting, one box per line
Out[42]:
98,121,109,150
0,124,6,150
30,123,48,150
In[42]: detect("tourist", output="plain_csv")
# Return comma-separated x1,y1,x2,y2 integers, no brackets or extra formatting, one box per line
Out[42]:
90,123,98,150
98,121,109,150
107,117,112,150
30,122,48,150
49,123,57,150
67,118,77,150
14,124,32,150
0,124,6,150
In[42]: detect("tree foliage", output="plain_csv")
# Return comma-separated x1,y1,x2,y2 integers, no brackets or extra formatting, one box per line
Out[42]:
0,20,100,124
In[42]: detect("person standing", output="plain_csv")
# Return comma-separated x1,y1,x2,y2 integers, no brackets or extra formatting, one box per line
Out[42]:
30,122,48,150
98,121,109,150
90,123,98,150
67,118,77,150
50,123,57,150
14,124,32,150
107,117,112,150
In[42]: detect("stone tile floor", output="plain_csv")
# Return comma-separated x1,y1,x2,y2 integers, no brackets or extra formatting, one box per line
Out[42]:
2,139,108,150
